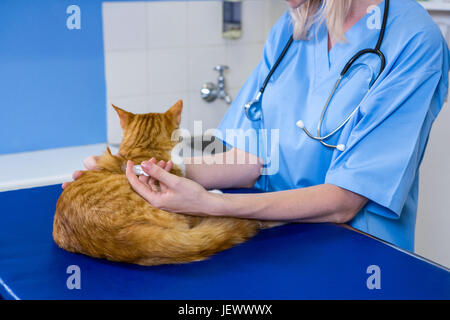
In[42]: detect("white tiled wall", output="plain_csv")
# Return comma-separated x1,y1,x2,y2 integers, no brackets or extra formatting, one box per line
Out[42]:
103,0,287,144
416,9,450,267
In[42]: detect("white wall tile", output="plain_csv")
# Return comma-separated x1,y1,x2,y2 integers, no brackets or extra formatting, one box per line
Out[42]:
417,103,450,267
187,91,230,134
264,0,288,38
107,95,148,145
228,87,242,106
148,48,189,94
107,93,191,145
187,46,227,92
102,2,147,51
187,1,223,46
104,51,147,98
415,11,450,267
148,92,190,130
148,92,188,113
237,0,266,44
147,1,187,48
226,42,264,90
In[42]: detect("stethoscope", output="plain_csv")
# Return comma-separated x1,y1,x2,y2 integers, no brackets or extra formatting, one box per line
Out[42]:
244,0,389,151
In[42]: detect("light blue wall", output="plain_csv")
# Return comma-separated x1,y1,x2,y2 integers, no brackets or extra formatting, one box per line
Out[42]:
0,0,218,155
0,0,107,155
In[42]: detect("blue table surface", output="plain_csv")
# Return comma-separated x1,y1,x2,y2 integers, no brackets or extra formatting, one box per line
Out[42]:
0,185,448,300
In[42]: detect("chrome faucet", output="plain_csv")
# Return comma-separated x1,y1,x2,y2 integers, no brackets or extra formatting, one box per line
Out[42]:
200,65,232,104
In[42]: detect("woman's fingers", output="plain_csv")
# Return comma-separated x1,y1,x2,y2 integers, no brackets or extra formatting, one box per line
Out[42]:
72,170,84,180
137,159,153,185
141,160,179,189
126,160,155,201
165,160,173,172
160,160,173,192
147,158,159,192
138,173,150,184
62,169,86,189
128,157,175,193
61,182,71,189
156,160,167,191
83,155,100,170
63,154,102,190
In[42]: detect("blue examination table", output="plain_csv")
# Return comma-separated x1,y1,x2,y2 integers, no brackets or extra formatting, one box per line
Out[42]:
0,185,448,300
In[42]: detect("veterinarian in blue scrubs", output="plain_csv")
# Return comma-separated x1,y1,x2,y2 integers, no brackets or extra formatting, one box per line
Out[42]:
208,0,450,251
75,0,449,253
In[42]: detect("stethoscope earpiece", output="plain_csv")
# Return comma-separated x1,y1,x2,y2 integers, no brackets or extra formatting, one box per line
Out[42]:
296,120,305,129
336,144,346,152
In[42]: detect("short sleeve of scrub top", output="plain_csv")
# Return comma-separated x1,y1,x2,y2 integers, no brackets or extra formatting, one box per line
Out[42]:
214,0,449,251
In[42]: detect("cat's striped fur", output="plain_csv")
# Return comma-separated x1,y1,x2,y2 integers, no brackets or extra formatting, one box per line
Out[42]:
53,100,267,266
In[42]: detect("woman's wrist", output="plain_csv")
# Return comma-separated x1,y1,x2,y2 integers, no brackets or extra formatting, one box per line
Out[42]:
198,191,230,217
200,191,258,219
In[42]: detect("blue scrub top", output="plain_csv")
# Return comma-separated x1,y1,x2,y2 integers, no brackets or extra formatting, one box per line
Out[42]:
215,0,449,251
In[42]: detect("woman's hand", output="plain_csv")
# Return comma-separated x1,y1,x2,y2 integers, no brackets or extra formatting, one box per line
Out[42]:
62,155,174,190
61,155,100,189
125,160,215,215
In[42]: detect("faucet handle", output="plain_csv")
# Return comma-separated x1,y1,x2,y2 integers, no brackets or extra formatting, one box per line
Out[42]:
214,65,229,76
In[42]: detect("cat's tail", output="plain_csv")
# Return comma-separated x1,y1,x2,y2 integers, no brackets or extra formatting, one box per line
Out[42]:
134,217,261,266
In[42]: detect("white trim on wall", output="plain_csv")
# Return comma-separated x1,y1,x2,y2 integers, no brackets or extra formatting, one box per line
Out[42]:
418,1,450,12
0,144,118,192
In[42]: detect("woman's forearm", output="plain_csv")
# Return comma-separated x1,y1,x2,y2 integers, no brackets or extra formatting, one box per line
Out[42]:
125,158,367,223
184,148,263,190
204,184,368,223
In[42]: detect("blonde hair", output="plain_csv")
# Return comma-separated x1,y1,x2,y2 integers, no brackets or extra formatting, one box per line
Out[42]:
290,0,353,42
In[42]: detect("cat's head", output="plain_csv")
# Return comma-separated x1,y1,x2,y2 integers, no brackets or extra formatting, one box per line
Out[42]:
112,99,183,153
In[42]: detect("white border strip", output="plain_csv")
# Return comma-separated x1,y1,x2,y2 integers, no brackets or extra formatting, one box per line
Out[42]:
0,144,118,193
0,174,72,192
0,277,20,300
418,1,450,12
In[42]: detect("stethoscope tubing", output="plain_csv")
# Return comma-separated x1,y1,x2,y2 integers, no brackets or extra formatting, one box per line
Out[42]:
244,0,390,151
300,89,371,142
260,36,294,94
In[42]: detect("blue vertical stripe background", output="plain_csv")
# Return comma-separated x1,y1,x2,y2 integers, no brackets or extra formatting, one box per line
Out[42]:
0,0,107,155
0,0,219,155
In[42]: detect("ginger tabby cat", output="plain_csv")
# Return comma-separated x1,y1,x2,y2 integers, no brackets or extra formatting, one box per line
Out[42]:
53,100,273,266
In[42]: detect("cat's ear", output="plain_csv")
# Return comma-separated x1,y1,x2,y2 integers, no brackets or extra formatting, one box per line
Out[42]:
165,99,183,126
112,104,133,128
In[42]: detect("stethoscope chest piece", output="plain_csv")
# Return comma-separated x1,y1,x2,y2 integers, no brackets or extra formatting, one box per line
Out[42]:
244,92,263,122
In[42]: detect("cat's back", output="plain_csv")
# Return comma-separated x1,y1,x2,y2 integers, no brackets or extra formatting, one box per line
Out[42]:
58,170,132,207
54,168,197,247
54,169,160,232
